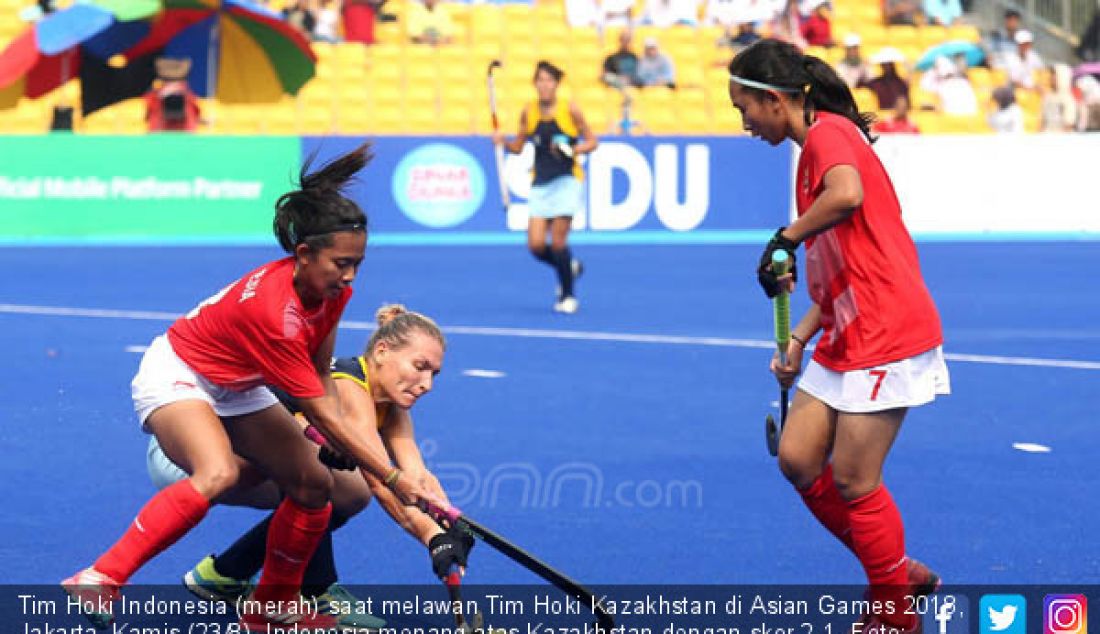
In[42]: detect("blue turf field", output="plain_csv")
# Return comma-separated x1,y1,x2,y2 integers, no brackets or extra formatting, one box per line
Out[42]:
2,242,1098,587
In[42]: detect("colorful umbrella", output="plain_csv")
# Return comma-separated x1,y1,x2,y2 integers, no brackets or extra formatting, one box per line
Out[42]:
119,0,316,103
915,40,986,71
0,2,158,108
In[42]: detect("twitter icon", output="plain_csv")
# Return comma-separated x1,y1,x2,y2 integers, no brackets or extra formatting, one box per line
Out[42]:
981,595,1027,634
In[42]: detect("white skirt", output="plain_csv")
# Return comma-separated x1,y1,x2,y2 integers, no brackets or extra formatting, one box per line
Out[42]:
798,346,951,413
131,335,278,430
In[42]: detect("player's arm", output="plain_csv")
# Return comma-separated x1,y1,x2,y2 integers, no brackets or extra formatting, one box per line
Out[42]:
570,103,599,155
382,408,449,504
781,164,863,244
498,109,529,154
296,330,405,495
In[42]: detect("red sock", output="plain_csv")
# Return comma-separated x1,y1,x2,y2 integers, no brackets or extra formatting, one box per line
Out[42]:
848,485,914,628
798,464,855,553
251,498,332,605
94,479,209,583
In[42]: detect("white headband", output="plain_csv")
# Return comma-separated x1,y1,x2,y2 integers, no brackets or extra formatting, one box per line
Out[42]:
729,74,802,94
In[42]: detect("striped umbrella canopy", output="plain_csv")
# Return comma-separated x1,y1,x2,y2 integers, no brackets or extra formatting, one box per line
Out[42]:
120,0,316,103
0,2,156,108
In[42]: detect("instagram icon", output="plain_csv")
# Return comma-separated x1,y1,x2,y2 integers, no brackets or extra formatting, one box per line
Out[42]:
1045,595,1088,634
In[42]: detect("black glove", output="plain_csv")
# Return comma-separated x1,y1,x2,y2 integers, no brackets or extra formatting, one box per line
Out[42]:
318,445,357,471
429,526,475,579
757,227,799,298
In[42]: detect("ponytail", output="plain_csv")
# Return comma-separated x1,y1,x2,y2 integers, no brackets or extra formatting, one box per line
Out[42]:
801,55,876,142
273,142,373,253
729,39,876,143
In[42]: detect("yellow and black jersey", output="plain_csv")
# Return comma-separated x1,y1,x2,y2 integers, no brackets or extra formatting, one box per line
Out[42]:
270,356,391,429
525,99,584,185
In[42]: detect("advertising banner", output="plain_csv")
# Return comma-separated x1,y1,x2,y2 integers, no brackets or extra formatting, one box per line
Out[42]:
301,135,792,244
0,135,301,242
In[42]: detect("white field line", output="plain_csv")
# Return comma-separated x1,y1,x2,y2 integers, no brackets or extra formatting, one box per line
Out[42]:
2,303,1098,371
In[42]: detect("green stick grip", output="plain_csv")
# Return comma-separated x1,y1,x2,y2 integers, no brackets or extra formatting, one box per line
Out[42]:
771,251,791,363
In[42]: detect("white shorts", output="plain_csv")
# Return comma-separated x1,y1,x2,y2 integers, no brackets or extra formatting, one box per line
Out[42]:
798,346,951,413
131,335,279,430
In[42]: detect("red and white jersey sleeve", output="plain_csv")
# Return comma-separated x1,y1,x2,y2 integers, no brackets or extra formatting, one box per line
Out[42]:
795,112,943,371
167,257,352,398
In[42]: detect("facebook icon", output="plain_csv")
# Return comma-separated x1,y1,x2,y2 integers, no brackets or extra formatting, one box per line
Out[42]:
922,595,970,634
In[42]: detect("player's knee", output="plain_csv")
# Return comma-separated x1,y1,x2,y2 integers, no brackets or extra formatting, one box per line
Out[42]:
529,244,548,259
190,460,241,500
332,477,373,519
776,450,820,490
830,468,878,501
283,462,334,508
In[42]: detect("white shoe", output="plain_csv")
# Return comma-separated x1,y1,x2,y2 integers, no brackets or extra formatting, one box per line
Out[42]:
554,297,579,314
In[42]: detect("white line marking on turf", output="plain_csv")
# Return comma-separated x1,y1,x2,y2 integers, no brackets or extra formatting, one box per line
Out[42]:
462,369,507,379
1013,442,1052,453
4,303,1100,371
125,345,149,353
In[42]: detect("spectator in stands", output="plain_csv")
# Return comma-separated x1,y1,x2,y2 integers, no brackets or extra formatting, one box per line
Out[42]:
882,0,920,26
704,0,774,27
872,95,921,133
1074,75,1100,131
861,47,910,110
601,0,637,27
800,0,834,48
144,58,201,133
1076,8,1099,61
837,34,873,88
988,85,1025,132
602,30,642,88
718,23,763,53
407,0,456,46
637,37,677,88
1002,29,1044,91
768,0,809,50
343,0,387,45
1040,64,1077,132
920,55,978,115
922,0,961,26
643,0,699,26
283,0,317,38
988,9,1022,62
313,0,342,43
566,0,602,27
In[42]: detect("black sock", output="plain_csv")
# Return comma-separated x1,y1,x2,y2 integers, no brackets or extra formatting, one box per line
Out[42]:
550,247,574,298
531,247,554,268
211,515,272,581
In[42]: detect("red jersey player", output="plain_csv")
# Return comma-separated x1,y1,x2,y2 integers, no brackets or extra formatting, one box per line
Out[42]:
63,144,432,633
728,40,950,633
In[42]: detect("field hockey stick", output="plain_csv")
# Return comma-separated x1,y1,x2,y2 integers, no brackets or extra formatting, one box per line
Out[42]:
765,251,792,457
444,564,485,634
418,499,616,632
487,60,511,212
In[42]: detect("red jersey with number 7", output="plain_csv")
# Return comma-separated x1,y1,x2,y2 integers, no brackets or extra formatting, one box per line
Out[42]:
795,112,942,372
167,257,352,398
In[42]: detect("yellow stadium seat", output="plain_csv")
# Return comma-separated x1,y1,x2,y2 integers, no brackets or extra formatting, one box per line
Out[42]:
371,105,404,132
946,24,980,42
853,87,878,111
919,25,949,47
677,65,706,89
439,108,474,133
886,25,920,48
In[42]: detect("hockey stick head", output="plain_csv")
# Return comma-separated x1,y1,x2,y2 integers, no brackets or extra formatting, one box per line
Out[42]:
487,59,503,76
